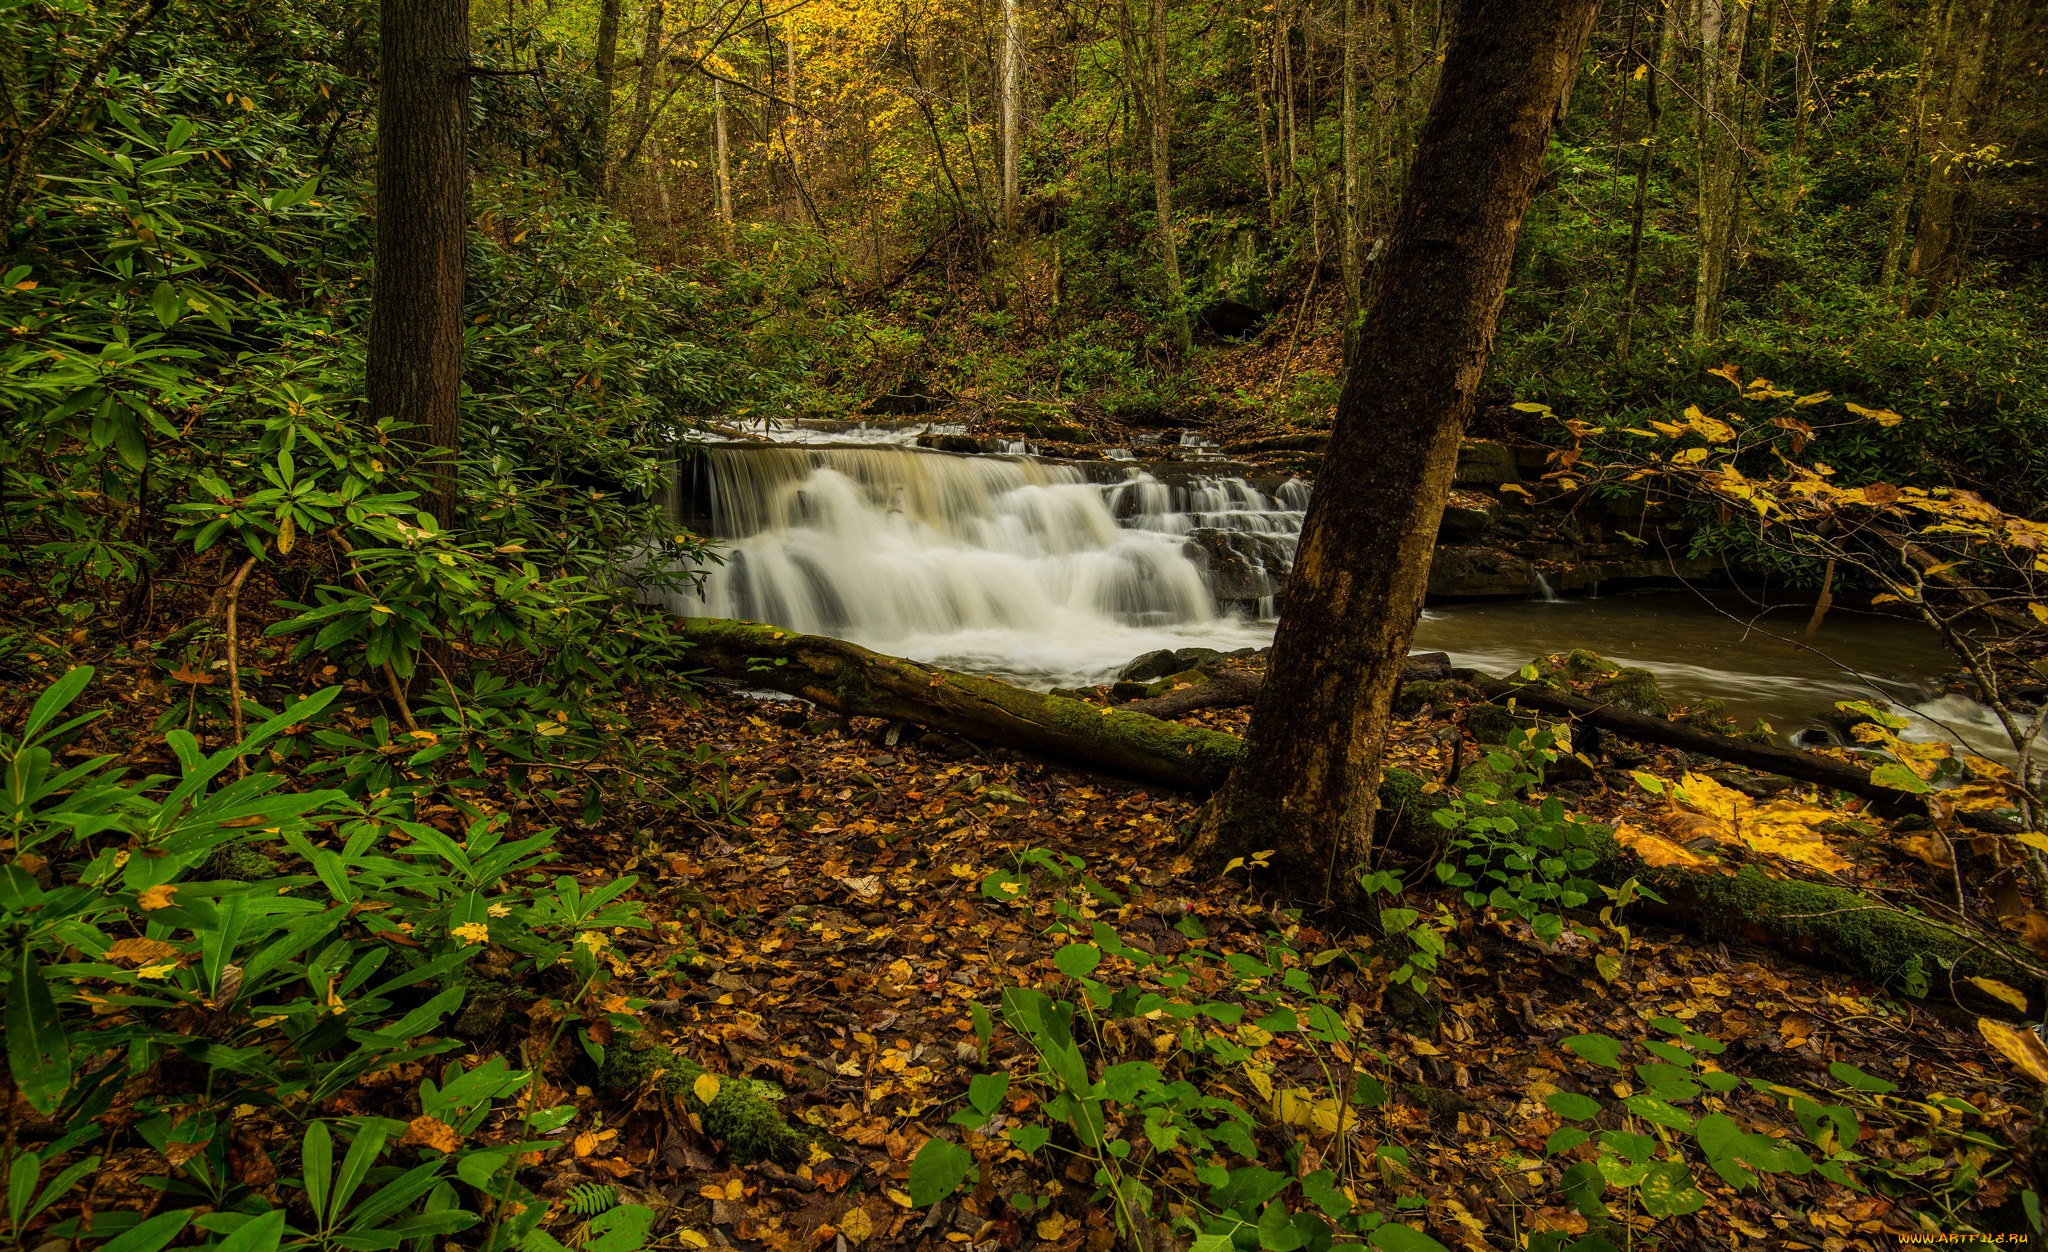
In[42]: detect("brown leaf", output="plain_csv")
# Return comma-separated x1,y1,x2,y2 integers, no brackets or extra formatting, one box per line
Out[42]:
137,884,177,911
106,937,180,964
399,1115,461,1154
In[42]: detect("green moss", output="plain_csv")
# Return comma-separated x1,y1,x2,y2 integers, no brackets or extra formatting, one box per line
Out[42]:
1463,704,1523,745
1660,865,2031,993
207,843,281,882
602,1045,812,1163
1589,666,1667,716
1377,767,1451,849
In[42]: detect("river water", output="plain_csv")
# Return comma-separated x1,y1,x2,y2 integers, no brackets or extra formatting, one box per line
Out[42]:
658,429,2006,757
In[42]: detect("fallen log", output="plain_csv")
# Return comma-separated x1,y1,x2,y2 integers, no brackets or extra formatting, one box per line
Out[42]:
677,618,2038,1011
1465,675,1926,805
675,618,1242,789
1120,668,1264,719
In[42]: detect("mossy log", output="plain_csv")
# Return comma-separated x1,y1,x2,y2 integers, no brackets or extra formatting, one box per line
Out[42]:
602,1043,813,1163
675,617,1244,788
678,619,2038,1011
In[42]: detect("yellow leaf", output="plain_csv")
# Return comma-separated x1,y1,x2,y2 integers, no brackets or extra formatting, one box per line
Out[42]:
2031,603,2048,624
1684,405,1736,442
1845,401,1907,428
839,1208,874,1245
1966,977,2029,1013
1978,1017,2048,1084
677,1232,710,1249
1036,1215,1069,1241
452,922,491,945
694,1072,722,1106
1612,820,1711,868
1671,446,1710,465
137,884,177,911
106,937,180,965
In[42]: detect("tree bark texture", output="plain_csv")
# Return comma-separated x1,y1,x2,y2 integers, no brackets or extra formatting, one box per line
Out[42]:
366,0,469,528
1193,0,1599,898
1339,0,1362,360
582,0,623,194
712,74,735,248
1881,0,1946,293
1691,0,1747,342
1001,0,1023,234
1616,0,1673,363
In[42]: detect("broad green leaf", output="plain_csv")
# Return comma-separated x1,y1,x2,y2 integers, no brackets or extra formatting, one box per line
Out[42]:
1053,943,1101,978
906,1136,973,1206
1561,1033,1625,1071
1637,1161,1707,1218
5,948,71,1114
1543,1091,1601,1121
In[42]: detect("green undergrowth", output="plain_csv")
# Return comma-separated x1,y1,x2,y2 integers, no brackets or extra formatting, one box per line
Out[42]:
601,1046,814,1164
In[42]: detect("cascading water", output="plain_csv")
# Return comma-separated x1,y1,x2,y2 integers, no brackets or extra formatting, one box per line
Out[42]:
660,444,1308,686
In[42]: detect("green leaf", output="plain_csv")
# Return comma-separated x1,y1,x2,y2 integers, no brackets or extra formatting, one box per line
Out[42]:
1637,1161,1707,1218
6,948,71,1115
1053,944,1102,978
1256,1202,1301,1252
1005,1124,1049,1154
215,1209,286,1252
907,1137,973,1206
1827,1061,1897,1094
1621,1094,1694,1131
584,1204,656,1252
1544,1127,1590,1157
96,1210,192,1252
1543,1091,1602,1121
1369,1224,1449,1252
1561,1033,1625,1071
1869,763,1933,794
968,1072,1010,1115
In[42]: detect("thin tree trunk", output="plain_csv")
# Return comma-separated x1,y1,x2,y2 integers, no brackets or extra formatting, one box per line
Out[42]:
1195,0,1599,895
712,74,735,249
366,0,469,527
1881,0,1945,292
1791,0,1821,153
1341,0,1362,360
1147,0,1190,355
1001,0,1023,234
1387,0,1412,178
621,0,666,190
582,0,623,194
1902,0,1996,315
1254,19,1279,228
1617,0,1673,363
1691,0,1746,341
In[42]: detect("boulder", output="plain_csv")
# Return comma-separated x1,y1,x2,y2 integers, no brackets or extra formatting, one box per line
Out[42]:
1426,546,1536,599
1186,529,1293,606
1439,495,1500,543
1119,649,1182,682
1454,441,1519,487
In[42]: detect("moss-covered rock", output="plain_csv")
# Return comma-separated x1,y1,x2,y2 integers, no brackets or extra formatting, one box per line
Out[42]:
1589,666,1667,716
1463,704,1526,745
602,1045,813,1164
1377,767,1451,848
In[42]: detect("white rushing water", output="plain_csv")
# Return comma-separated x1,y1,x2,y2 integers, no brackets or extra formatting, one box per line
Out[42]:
662,444,1306,687
655,440,2017,762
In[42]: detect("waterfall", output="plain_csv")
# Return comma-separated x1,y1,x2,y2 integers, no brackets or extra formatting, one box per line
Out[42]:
658,444,1307,686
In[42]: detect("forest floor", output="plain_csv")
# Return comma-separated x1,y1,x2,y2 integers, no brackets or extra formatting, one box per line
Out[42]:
15,618,2043,1250
430,671,2036,1250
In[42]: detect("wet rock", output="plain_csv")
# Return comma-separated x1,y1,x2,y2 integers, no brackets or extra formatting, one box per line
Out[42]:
1185,529,1292,605
1427,546,1536,599
1454,441,1519,487
1119,650,1181,682
1172,646,1225,671
1439,496,1501,543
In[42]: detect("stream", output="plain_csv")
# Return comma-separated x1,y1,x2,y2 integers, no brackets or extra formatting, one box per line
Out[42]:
659,422,2010,760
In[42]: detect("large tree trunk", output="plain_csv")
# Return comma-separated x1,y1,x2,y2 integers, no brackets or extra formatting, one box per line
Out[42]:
1691,0,1747,342
366,0,469,528
1193,0,1598,898
581,0,623,194
1001,0,1023,235
1902,0,1998,316
1146,0,1190,355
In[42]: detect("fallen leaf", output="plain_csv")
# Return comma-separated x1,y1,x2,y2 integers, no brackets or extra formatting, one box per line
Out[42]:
1966,977,2029,1013
694,1072,722,1106
399,1115,461,1154
137,885,177,910
105,938,180,964
1978,1017,2048,1084
838,1207,873,1245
